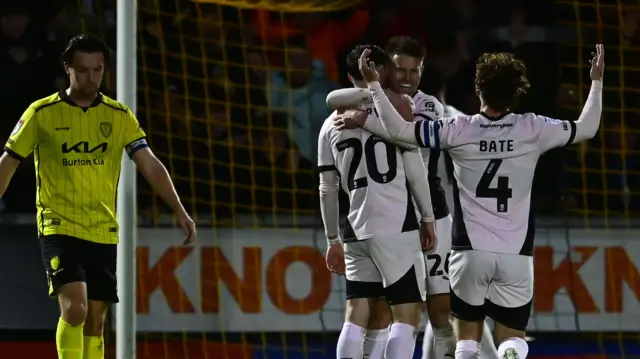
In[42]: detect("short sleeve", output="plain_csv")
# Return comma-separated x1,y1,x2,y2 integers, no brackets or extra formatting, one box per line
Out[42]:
122,109,149,158
537,116,576,152
317,127,336,173
4,106,38,160
419,117,462,149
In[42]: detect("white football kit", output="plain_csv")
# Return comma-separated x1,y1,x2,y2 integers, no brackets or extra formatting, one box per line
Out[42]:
328,81,602,331
326,89,453,296
317,104,434,305
412,90,452,296
438,104,464,210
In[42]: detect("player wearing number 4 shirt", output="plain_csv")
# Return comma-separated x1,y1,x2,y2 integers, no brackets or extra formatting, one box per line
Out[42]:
330,47,605,359
318,44,437,359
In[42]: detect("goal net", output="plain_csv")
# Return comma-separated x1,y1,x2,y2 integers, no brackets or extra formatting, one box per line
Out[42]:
134,0,364,358
69,0,640,357
549,0,640,358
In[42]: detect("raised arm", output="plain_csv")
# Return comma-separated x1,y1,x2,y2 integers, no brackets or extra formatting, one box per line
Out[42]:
573,44,605,143
327,88,419,150
573,79,602,143
368,81,423,145
329,83,460,149
537,45,604,151
340,48,453,148
326,87,372,108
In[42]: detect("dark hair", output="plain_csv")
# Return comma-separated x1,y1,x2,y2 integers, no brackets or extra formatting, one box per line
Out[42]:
474,52,530,112
346,44,390,81
61,34,110,64
385,36,426,59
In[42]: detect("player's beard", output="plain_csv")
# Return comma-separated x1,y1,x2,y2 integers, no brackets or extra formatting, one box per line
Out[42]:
81,85,99,99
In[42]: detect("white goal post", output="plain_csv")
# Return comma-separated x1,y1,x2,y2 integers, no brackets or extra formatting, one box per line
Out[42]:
116,0,138,358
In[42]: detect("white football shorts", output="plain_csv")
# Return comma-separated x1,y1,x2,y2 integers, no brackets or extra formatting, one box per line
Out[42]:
449,250,533,309
424,214,453,295
344,230,426,301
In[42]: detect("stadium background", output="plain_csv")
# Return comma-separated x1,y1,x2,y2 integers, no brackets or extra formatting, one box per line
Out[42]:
0,0,637,358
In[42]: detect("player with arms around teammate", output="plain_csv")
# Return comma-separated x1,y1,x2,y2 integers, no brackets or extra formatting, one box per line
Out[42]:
331,46,605,359
385,43,454,352
328,37,498,359
0,35,196,359
330,37,456,358
319,44,436,359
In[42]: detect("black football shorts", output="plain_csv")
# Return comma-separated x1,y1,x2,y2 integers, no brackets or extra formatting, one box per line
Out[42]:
40,234,119,303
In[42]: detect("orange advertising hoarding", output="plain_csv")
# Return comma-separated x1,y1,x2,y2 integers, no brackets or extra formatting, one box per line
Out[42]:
135,228,640,332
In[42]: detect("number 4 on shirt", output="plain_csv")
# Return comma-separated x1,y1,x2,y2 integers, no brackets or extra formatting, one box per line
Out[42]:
475,159,512,212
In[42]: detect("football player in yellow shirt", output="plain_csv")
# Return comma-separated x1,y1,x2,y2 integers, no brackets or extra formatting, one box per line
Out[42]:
0,34,196,359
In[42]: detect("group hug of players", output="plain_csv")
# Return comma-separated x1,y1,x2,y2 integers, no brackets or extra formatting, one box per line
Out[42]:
317,37,605,359
0,31,603,359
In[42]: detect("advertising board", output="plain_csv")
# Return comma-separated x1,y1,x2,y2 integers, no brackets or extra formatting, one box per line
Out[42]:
136,228,640,332
0,225,637,332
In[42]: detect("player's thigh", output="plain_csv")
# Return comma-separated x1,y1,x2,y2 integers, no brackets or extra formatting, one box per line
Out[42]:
449,250,494,322
40,235,87,298
343,241,383,326
369,231,426,306
486,254,533,333
84,241,119,303
366,297,392,329
425,214,453,296
344,241,384,300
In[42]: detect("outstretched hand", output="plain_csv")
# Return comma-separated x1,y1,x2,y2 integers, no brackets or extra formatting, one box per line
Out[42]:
358,48,380,83
590,44,604,81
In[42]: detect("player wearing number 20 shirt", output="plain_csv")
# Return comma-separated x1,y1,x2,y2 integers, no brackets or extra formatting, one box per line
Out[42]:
317,101,434,305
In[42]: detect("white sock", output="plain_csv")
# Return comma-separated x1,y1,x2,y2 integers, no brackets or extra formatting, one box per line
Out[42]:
480,322,499,359
337,322,366,359
421,322,434,359
386,323,418,359
455,340,480,359
363,328,389,359
497,337,528,359
433,325,455,358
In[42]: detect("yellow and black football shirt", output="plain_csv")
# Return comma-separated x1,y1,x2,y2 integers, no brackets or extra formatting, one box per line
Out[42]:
4,91,148,244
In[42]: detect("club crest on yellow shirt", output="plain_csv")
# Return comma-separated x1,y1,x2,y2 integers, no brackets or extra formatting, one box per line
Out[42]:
100,122,112,137
11,118,24,135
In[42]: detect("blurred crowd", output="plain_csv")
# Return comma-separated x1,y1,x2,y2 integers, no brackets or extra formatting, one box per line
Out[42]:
1,0,639,223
